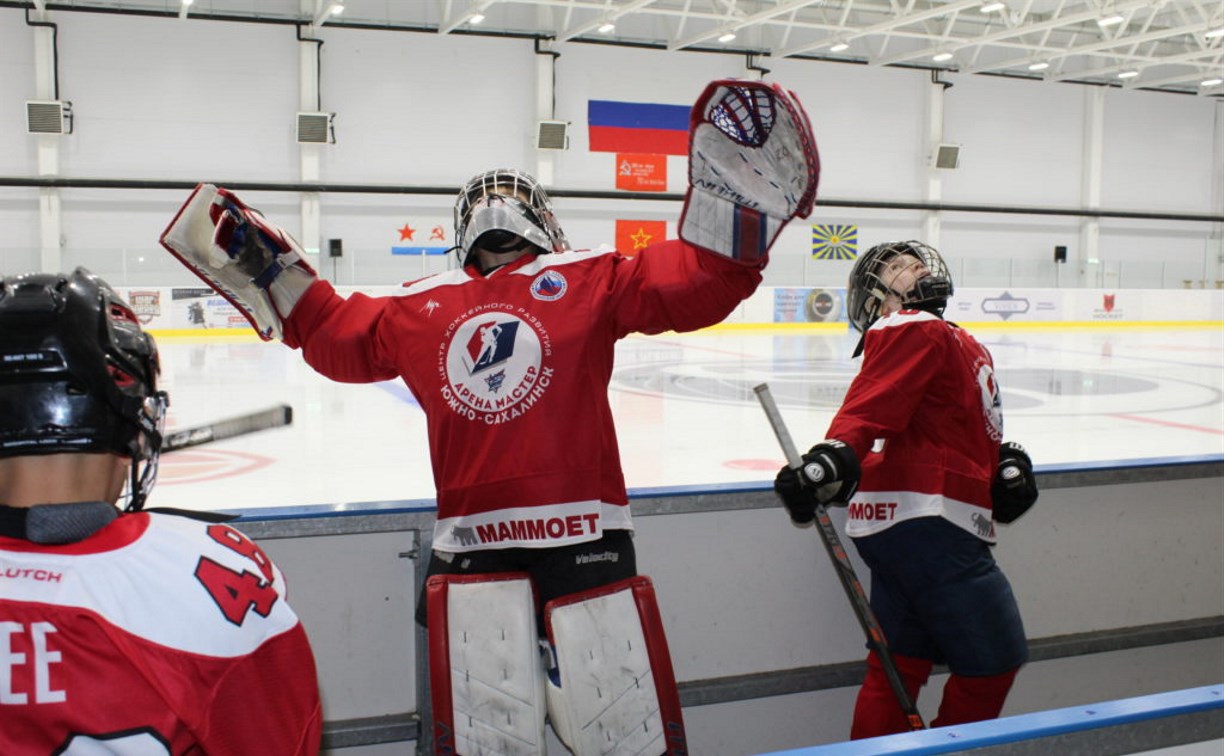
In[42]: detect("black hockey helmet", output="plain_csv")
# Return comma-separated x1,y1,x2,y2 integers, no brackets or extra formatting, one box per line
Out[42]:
846,240,953,334
453,168,570,266
0,268,168,510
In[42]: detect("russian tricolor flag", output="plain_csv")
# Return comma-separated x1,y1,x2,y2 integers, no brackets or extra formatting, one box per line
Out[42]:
588,100,690,156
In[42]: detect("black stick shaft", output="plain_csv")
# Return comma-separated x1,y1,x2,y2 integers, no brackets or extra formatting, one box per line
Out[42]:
163,404,293,452
753,383,926,731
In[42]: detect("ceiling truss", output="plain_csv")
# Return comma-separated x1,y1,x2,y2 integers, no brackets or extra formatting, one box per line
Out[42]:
20,0,1224,95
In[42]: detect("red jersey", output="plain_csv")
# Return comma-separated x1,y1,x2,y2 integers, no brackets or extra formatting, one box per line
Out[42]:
0,512,322,755
283,241,762,553
827,310,1003,542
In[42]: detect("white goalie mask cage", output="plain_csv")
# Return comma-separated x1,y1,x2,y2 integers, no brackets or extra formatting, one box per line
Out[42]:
453,169,570,265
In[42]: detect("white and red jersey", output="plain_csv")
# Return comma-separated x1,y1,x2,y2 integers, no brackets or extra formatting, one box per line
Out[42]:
0,511,322,755
828,310,1003,542
283,241,762,553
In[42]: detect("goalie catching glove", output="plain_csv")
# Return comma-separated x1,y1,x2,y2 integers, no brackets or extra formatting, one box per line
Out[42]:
680,79,819,264
159,184,317,341
992,441,1038,524
773,440,860,525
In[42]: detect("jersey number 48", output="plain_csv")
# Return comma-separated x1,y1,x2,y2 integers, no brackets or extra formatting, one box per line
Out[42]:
193,525,279,626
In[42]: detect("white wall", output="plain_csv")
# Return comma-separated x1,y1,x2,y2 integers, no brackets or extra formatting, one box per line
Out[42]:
1,9,1221,289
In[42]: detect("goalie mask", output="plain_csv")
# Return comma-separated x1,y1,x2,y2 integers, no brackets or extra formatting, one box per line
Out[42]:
847,240,953,334
0,268,168,511
453,168,569,266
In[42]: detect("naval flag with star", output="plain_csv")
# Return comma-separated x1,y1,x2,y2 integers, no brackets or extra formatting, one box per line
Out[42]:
392,221,451,255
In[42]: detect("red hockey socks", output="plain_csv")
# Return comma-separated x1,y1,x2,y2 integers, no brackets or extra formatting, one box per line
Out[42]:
931,667,1019,727
849,651,933,740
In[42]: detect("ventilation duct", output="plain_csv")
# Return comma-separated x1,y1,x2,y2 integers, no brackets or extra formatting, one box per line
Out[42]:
536,120,569,150
27,100,72,135
933,143,961,169
297,112,335,144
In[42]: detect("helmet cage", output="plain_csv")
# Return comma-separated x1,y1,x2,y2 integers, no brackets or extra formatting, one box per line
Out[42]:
453,169,569,265
846,240,953,333
0,269,168,510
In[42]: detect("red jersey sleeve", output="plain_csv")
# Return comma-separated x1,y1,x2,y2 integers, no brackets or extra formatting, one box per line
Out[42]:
198,625,323,755
827,312,946,457
282,280,400,383
603,239,763,338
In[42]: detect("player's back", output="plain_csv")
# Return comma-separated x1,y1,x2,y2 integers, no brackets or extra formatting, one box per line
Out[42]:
0,511,320,755
837,311,1001,539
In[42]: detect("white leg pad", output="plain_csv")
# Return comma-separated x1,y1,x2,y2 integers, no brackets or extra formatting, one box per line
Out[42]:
427,573,547,756
544,576,687,756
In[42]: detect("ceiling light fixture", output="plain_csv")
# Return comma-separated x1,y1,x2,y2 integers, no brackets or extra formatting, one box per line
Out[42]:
469,13,485,24
1097,14,1125,27
312,2,343,26
1116,70,1139,79
598,22,615,34
1201,78,1223,87
980,2,1006,13
718,32,737,43
830,42,849,52
932,52,954,62
1205,27,1224,39
1028,61,1049,71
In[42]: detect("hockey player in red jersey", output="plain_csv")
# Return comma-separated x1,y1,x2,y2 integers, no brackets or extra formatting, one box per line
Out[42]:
161,79,819,754
0,269,323,755
773,240,1039,739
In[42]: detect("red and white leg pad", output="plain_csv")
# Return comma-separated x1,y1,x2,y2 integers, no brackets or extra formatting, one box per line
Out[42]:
426,573,547,756
543,576,688,756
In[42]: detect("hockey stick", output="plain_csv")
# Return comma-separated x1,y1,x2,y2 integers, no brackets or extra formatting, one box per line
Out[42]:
162,404,293,452
753,383,926,731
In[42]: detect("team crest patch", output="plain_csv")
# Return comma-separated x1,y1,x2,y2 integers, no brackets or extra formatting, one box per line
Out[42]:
439,305,554,424
530,270,567,301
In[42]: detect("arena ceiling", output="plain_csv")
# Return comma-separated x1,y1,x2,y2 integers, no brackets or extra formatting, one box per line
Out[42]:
19,0,1224,96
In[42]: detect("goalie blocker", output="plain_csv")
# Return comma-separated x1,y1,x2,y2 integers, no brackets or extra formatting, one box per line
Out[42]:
160,183,317,341
426,573,686,756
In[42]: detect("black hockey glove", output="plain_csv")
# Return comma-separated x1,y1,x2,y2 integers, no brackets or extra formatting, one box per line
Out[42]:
992,441,1038,524
773,440,861,525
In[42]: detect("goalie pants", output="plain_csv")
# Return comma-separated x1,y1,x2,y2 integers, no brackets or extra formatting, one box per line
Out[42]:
849,516,1027,739
416,529,637,630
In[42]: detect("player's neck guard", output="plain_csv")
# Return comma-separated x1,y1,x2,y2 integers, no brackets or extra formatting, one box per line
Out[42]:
0,501,117,544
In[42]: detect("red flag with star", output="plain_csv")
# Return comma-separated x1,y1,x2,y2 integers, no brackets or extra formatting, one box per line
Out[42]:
615,220,667,257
